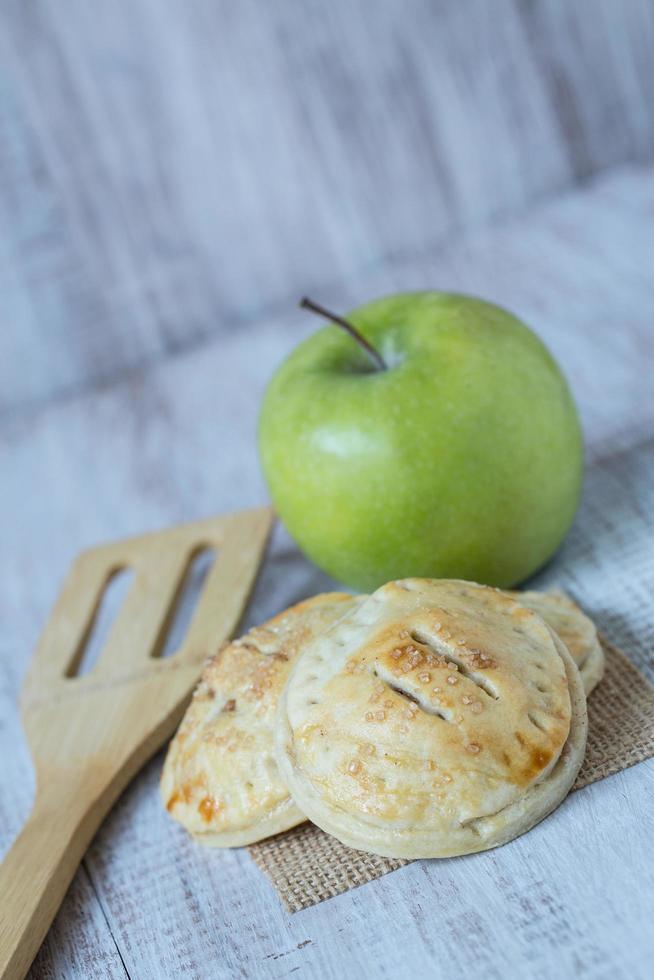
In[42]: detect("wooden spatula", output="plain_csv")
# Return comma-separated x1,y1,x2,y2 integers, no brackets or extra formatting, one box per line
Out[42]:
0,507,273,980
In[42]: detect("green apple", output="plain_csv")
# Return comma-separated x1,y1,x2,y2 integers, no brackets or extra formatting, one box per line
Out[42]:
258,292,583,591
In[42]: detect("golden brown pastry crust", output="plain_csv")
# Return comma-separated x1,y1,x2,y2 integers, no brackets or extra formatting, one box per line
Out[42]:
160,592,359,846
276,579,587,859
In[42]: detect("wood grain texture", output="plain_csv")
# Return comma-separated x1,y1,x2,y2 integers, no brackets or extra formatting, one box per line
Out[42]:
0,0,653,412
521,0,654,177
0,166,652,977
28,867,128,980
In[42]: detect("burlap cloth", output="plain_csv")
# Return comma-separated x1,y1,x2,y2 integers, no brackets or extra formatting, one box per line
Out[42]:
249,639,654,912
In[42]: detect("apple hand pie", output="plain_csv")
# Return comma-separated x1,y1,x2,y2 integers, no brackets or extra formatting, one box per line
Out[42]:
161,592,360,846
275,579,587,859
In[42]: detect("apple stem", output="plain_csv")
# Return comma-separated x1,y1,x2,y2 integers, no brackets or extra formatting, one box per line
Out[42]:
300,297,387,372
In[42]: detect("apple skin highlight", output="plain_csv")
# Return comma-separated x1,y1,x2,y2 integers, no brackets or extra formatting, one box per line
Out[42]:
258,292,583,592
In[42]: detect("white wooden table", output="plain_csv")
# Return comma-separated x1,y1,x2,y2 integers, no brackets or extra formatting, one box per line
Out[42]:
1,163,653,978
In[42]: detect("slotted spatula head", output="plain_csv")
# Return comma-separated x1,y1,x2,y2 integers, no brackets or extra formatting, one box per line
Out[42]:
1,507,272,980
21,507,273,791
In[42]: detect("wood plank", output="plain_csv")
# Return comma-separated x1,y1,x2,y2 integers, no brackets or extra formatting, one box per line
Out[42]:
27,866,128,980
520,0,654,177
7,0,654,411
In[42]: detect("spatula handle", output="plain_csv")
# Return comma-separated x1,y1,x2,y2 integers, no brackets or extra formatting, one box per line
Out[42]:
0,788,110,980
